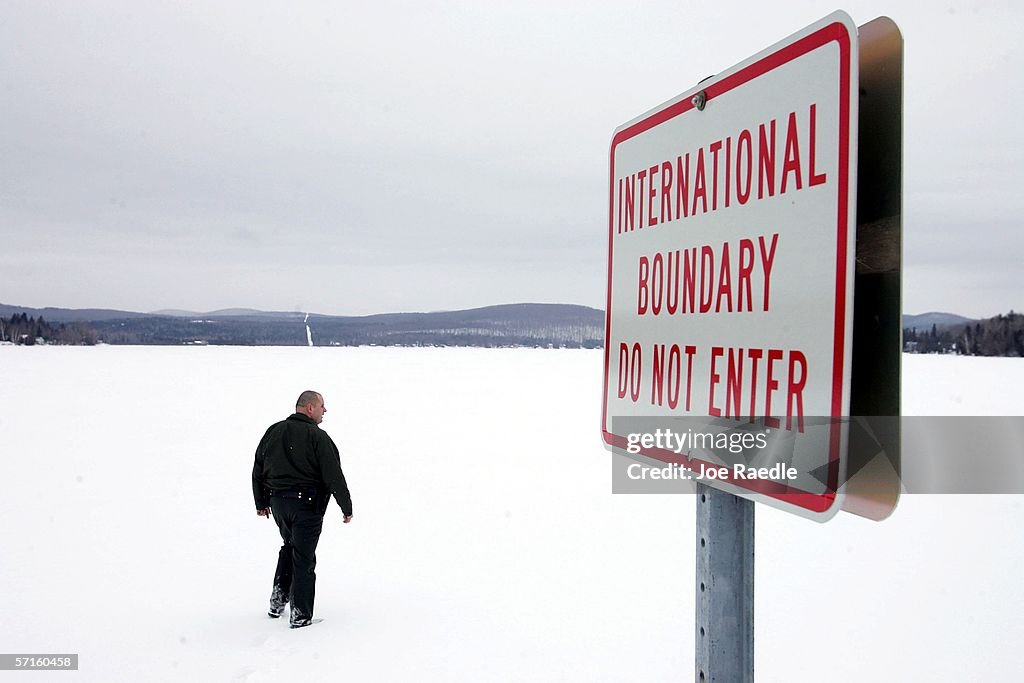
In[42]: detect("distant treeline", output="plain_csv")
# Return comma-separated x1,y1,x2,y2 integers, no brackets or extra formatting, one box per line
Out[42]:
89,313,603,348
72,304,605,348
8,304,1022,355
1,313,99,345
904,312,1024,356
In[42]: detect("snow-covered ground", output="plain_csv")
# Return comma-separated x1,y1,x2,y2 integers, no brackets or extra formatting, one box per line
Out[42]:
1,347,1022,681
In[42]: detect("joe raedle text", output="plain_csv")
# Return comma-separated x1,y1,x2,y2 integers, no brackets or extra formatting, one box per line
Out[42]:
626,461,798,481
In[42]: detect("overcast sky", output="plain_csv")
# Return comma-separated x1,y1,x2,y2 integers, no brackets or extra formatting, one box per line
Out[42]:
2,1,1021,317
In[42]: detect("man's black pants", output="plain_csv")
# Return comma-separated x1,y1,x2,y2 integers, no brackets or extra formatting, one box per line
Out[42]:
269,495,324,623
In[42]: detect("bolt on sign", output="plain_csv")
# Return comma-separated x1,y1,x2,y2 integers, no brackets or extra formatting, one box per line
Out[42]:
602,12,865,521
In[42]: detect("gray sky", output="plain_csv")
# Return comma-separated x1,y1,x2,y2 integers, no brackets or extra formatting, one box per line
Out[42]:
2,0,1021,317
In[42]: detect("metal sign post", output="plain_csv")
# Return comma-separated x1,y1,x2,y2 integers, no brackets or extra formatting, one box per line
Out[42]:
696,484,754,683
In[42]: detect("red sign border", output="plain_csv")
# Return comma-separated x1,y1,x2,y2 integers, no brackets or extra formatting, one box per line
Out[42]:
601,21,854,514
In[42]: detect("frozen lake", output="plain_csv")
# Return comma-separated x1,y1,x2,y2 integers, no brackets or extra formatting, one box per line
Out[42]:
1,346,1022,681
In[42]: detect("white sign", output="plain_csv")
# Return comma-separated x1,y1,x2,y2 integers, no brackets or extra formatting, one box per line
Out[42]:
602,12,859,520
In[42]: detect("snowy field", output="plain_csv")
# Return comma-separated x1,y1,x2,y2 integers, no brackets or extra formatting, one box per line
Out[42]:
2,347,1023,682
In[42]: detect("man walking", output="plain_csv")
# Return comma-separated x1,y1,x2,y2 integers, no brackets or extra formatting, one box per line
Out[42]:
252,390,353,629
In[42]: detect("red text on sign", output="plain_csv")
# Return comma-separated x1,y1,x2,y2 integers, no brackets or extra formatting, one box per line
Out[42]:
637,233,779,315
708,346,807,431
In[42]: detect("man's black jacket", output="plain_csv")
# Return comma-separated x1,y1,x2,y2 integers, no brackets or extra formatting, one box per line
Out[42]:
252,413,353,516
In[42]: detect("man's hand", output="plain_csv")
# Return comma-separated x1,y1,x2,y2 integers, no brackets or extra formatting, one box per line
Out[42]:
343,515,353,524
257,508,272,518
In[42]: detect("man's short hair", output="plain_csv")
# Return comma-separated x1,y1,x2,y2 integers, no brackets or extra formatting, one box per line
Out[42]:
296,390,322,408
